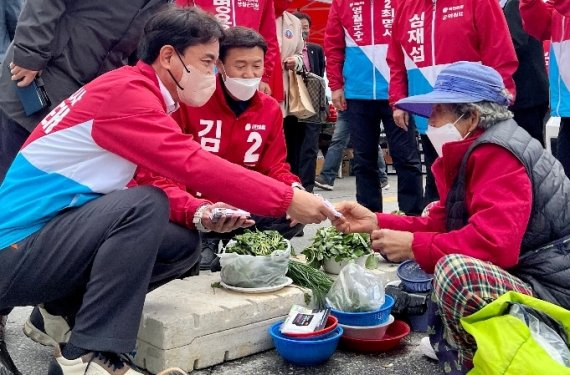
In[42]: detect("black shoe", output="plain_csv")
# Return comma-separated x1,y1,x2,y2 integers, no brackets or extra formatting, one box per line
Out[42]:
199,240,220,271
295,230,304,237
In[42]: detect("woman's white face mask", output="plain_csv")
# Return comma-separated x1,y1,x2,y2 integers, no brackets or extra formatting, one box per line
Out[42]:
221,65,261,101
426,114,467,157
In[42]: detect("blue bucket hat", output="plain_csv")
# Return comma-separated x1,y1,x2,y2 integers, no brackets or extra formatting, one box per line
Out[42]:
395,61,510,118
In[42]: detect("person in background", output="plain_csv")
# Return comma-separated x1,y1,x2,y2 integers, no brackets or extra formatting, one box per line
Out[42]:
174,0,277,97
272,0,304,114
326,0,424,214
503,0,549,146
387,0,518,208
520,0,570,176
314,115,391,192
333,62,570,375
0,7,335,374
171,27,304,270
282,12,325,193
0,0,22,64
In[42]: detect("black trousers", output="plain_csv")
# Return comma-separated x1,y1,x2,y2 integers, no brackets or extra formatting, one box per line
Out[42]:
557,117,570,179
0,186,200,354
283,116,321,193
512,103,549,147
0,109,29,183
345,99,424,214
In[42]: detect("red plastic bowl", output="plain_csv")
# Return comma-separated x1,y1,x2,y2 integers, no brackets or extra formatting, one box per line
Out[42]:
339,320,410,352
282,315,338,340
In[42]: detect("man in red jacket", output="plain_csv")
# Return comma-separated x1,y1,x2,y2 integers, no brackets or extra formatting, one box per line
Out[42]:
172,27,304,270
175,0,277,97
0,8,334,374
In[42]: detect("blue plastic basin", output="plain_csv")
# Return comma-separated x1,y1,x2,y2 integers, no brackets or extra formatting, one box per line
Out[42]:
329,295,394,326
269,321,343,366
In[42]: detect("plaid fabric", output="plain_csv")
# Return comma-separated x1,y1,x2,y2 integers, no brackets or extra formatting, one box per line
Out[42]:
427,254,533,374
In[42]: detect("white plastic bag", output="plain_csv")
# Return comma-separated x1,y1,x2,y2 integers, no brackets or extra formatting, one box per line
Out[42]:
219,241,291,288
509,304,570,367
325,263,385,312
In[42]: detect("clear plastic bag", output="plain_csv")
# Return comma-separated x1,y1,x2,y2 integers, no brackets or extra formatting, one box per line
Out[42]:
325,263,385,312
509,303,570,367
219,241,291,288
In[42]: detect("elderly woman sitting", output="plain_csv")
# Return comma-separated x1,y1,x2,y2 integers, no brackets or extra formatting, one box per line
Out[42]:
332,61,570,374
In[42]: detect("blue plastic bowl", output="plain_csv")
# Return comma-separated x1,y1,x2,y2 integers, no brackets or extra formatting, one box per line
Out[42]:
397,260,434,292
329,295,394,326
269,321,343,366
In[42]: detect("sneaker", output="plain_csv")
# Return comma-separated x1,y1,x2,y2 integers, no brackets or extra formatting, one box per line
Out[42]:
380,180,390,190
199,239,220,271
48,346,188,375
314,176,334,191
419,336,438,360
24,305,71,347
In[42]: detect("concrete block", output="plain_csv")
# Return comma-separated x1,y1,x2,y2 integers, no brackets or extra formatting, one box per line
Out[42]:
134,273,307,373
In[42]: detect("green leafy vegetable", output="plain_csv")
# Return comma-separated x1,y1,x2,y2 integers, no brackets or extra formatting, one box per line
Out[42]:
302,227,373,269
225,229,289,256
287,260,333,308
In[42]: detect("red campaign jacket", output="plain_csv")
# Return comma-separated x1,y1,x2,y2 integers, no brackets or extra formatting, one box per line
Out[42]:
101,63,293,224
387,0,518,107
520,0,570,117
175,0,278,85
376,130,532,274
173,76,299,197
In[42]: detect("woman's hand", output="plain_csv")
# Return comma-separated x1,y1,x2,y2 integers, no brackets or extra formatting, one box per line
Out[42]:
371,229,414,262
10,63,39,87
331,201,377,233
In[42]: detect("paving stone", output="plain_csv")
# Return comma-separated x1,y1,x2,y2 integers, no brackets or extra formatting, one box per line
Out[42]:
134,273,307,373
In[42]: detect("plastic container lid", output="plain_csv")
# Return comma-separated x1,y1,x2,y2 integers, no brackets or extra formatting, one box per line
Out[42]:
397,260,433,283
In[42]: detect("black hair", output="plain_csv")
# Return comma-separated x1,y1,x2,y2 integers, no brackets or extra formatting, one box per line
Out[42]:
219,27,267,63
294,12,312,26
139,6,224,64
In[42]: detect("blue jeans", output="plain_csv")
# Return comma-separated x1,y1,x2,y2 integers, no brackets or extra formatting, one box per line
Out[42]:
345,99,423,214
320,111,388,184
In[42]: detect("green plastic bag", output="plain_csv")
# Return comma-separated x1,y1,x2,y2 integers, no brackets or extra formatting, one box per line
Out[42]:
461,291,570,375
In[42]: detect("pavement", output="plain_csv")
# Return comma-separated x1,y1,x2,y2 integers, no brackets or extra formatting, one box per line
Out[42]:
3,174,443,374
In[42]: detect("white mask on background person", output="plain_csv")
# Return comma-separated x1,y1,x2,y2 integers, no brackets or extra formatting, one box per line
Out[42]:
223,76,261,101
426,115,466,157
169,52,216,107
221,64,261,101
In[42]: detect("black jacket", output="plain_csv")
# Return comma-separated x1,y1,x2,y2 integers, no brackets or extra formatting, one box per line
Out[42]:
504,0,549,110
0,0,168,132
306,43,325,78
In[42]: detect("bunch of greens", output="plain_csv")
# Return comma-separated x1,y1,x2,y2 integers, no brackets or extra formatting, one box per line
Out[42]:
287,261,334,308
302,227,376,269
225,229,289,256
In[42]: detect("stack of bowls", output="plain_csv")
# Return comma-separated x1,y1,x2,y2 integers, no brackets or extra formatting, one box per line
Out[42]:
396,260,433,332
329,295,395,339
269,316,343,366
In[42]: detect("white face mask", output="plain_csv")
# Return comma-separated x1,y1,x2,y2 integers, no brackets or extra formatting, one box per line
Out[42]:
426,115,467,157
169,52,216,107
221,66,261,101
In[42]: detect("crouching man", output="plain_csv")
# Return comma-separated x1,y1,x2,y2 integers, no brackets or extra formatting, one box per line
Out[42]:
0,7,336,375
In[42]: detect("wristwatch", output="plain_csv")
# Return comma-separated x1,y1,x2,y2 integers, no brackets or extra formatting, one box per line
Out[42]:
192,204,211,232
291,182,305,191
